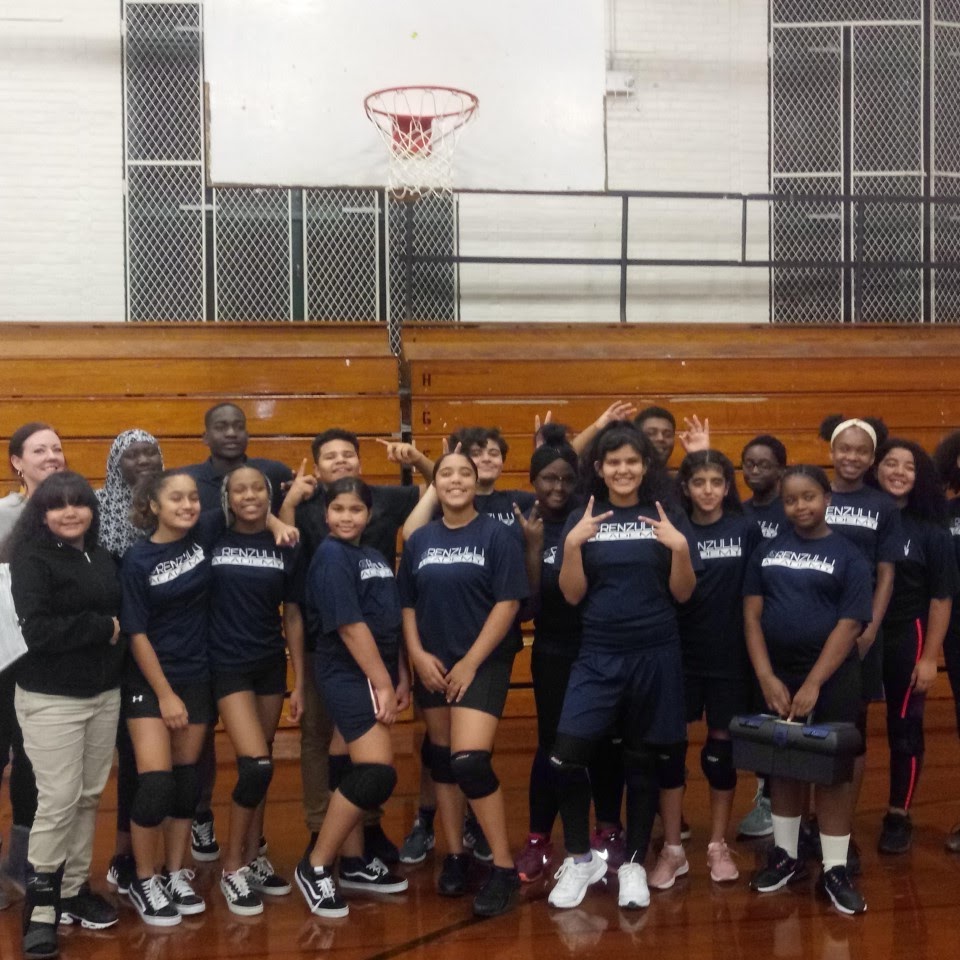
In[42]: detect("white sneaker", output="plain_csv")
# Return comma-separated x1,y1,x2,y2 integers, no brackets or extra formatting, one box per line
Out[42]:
547,851,607,909
617,860,650,909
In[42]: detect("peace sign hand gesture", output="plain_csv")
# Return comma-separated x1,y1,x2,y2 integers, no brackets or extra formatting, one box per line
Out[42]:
565,496,615,549
640,501,688,552
514,500,544,551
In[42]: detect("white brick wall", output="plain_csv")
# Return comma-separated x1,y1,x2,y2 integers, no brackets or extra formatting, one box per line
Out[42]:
0,0,125,322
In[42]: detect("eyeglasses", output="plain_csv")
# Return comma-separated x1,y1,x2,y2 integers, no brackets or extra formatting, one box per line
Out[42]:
743,460,778,472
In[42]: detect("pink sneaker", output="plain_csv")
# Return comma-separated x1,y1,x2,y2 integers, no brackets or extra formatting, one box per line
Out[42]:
591,826,625,875
515,833,552,883
706,841,739,883
648,844,689,890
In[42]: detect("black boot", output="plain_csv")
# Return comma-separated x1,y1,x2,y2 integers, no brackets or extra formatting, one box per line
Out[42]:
22,864,63,960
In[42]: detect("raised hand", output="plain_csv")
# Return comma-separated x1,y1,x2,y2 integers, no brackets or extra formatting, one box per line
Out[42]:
565,496,615,548
513,500,544,550
377,437,421,466
640,501,688,552
594,400,638,430
534,410,553,448
678,415,710,454
283,458,318,507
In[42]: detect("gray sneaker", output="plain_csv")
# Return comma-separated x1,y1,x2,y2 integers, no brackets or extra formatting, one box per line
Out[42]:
399,817,435,865
738,788,773,839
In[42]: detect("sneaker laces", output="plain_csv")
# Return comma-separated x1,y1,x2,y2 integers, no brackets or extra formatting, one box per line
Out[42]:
312,869,337,900
366,857,389,877
249,855,276,881
142,875,171,911
193,819,214,844
223,867,253,898
167,868,198,898
552,857,587,891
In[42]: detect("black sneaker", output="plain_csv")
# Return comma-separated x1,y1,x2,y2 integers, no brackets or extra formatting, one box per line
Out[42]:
162,868,205,915
191,811,220,862
339,856,408,894
364,824,400,866
472,865,519,918
463,814,493,863
247,855,291,896
128,875,181,927
59,884,119,929
846,838,862,876
220,868,264,916
438,853,471,897
878,812,912,855
749,846,808,893
818,865,866,915
23,921,58,960
105,854,136,895
295,858,348,918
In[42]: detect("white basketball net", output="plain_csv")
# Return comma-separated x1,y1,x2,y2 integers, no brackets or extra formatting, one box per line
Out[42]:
364,86,478,200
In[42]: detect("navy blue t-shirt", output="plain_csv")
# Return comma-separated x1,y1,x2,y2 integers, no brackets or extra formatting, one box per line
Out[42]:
309,538,402,672
208,529,304,668
398,513,529,666
119,512,223,683
182,456,294,515
743,497,788,541
825,486,903,580
743,528,873,675
475,489,536,530
678,512,761,678
557,500,703,651
949,499,960,631
885,512,959,624
532,514,582,657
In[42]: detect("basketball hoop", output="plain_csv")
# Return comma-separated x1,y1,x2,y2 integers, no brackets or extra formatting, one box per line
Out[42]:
364,85,478,202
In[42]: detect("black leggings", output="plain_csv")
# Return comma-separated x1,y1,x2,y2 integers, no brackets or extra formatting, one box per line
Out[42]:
883,619,927,811
528,649,623,835
0,665,37,828
943,621,960,738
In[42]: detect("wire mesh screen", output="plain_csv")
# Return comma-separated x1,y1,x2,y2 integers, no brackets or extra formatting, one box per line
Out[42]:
937,1,960,20
387,194,457,339
125,3,202,163
854,176,923,322
127,165,204,321
773,1,921,21
772,28,843,175
213,188,291,321
304,189,380,321
773,177,844,323
934,177,960,322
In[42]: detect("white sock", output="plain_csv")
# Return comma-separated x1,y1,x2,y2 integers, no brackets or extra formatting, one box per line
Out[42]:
664,843,684,857
820,833,850,872
772,814,802,859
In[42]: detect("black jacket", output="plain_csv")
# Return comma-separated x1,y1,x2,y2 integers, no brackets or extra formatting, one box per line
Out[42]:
10,539,125,698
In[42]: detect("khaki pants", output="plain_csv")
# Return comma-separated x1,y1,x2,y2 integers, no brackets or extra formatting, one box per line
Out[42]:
16,686,120,916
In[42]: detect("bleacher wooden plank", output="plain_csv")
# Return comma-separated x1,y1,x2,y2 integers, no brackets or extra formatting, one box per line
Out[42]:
408,356,960,398
0,358,397,398
0,397,398,438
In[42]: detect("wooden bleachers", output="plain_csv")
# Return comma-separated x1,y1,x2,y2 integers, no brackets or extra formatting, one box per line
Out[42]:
0,322,403,494
403,322,960,491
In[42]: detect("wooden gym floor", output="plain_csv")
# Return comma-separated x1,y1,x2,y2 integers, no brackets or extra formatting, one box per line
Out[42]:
3,695,960,960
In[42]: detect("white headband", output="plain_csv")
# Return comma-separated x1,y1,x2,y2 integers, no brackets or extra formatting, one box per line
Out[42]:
830,418,877,449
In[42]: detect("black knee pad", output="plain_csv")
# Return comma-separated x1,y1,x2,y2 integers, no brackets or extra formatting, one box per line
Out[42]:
172,764,199,820
653,742,687,790
700,738,736,792
328,753,351,792
426,742,455,785
550,733,596,771
339,763,397,810
131,770,175,828
232,755,274,809
450,750,499,800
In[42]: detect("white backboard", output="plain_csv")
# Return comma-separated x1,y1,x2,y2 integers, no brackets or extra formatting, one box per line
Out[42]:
204,0,606,191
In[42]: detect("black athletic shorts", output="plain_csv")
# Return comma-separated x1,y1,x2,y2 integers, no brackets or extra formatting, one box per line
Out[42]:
314,655,400,743
413,656,513,719
684,673,750,731
213,652,287,702
775,656,861,726
123,665,215,725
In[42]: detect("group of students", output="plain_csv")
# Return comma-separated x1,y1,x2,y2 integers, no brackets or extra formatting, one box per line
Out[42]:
1,400,960,958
